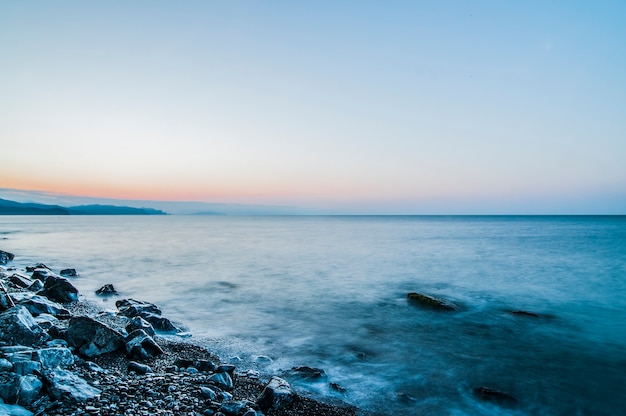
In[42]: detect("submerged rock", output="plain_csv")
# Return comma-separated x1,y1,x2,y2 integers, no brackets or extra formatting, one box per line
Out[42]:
473,386,518,406
256,376,293,412
66,316,124,358
59,268,78,277
39,275,79,304
407,292,459,311
286,366,327,380
510,310,540,318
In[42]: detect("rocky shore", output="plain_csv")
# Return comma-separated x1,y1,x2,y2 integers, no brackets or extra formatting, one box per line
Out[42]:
0,250,359,416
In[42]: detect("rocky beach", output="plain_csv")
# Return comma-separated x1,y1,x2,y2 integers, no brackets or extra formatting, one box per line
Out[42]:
0,249,359,416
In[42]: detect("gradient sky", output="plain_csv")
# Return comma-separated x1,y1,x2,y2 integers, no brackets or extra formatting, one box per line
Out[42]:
1,1,625,214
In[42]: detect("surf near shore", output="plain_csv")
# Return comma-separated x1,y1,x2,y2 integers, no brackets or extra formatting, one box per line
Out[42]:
0,249,359,416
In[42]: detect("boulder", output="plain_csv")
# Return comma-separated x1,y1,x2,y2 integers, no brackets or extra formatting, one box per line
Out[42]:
116,298,178,332
43,368,101,401
125,316,155,336
208,371,233,390
407,292,459,311
16,374,42,406
0,358,12,372
125,329,164,360
257,376,293,412
30,269,51,282
0,373,20,404
0,250,14,265
8,273,33,289
0,402,33,416
39,276,78,303
11,294,70,318
26,279,44,292
0,306,49,347
0,285,15,311
33,347,75,369
473,386,518,406
95,284,117,296
11,361,41,376
66,316,124,358
128,361,152,375
59,268,78,277
286,366,326,380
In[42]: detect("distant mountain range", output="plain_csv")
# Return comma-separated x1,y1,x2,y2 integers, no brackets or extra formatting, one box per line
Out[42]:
0,198,167,215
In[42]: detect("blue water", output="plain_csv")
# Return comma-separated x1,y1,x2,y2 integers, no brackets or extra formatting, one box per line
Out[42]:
1,216,625,415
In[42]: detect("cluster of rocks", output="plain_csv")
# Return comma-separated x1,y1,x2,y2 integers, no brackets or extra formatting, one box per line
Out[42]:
0,250,357,416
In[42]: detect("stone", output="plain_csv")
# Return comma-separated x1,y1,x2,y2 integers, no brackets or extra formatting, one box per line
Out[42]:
33,347,74,369
407,292,459,311
59,268,78,277
125,329,164,360
208,372,233,390
95,284,117,296
0,306,49,347
510,310,540,318
0,288,14,311
8,274,33,289
198,386,217,401
66,316,124,358
0,402,33,416
128,361,153,375
30,269,51,282
43,368,101,401
219,400,250,415
26,279,43,292
142,315,178,333
0,373,20,404
16,374,42,406
287,366,326,379
473,386,518,406
125,316,155,337
11,294,70,318
11,361,41,376
0,250,14,265
115,298,179,332
39,276,78,304
0,358,12,372
256,376,293,412
216,364,236,374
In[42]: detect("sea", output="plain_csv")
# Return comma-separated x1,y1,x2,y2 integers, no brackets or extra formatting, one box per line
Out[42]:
1,215,625,415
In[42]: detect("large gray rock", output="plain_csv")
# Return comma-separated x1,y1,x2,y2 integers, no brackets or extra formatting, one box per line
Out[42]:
39,276,78,303
8,274,33,289
33,348,74,369
125,329,163,360
43,368,101,401
10,293,70,318
208,371,233,390
0,306,49,347
256,376,293,412
66,316,124,358
0,250,14,265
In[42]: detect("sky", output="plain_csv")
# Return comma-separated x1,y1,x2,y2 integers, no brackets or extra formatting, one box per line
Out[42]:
1,1,625,214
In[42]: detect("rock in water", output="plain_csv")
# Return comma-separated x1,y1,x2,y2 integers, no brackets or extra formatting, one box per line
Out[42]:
43,368,101,401
116,298,179,332
287,366,327,380
256,376,294,412
95,284,117,296
125,316,156,336
473,386,519,407
40,275,79,303
59,268,78,277
0,250,14,265
407,292,459,311
0,306,49,346
66,316,124,358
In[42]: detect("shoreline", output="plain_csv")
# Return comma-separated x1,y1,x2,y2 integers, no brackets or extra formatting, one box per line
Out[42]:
0,249,361,416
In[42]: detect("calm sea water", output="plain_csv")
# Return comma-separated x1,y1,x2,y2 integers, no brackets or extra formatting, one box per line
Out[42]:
1,216,625,415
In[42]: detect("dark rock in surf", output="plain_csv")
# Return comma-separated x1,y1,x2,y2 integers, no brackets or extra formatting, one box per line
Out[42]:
59,268,78,277
116,298,179,332
287,366,327,380
0,250,14,265
510,310,540,318
473,386,518,406
125,316,155,336
407,292,459,311
31,268,51,282
40,275,79,303
66,316,124,358
95,284,117,296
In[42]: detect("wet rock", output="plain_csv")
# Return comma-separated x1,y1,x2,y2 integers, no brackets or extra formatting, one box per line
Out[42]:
0,287,14,311
143,315,179,332
199,386,218,401
219,400,251,415
208,372,233,390
407,292,459,311
287,366,326,380
39,276,78,304
31,268,51,282
8,273,33,289
0,250,14,265
125,329,164,360
330,382,347,393
0,306,49,346
33,347,74,369
473,386,518,406
95,284,117,296
26,279,43,292
125,316,155,336
16,374,43,405
59,268,78,277
256,376,293,412
0,358,12,372
216,364,236,374
12,361,41,376
115,298,178,332
11,293,70,318
66,316,124,358
128,361,153,374
0,402,33,416
43,368,101,401
510,310,540,318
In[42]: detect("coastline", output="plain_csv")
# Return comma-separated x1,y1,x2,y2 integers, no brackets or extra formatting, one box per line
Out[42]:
0,249,360,416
